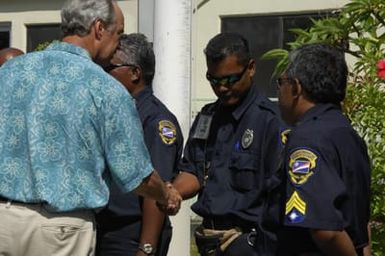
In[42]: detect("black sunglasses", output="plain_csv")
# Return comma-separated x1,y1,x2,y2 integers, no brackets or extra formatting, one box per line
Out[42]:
206,64,249,87
103,63,137,73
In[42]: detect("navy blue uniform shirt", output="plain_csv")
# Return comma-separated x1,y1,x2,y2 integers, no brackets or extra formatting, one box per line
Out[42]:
179,84,284,249
99,86,183,218
278,103,371,255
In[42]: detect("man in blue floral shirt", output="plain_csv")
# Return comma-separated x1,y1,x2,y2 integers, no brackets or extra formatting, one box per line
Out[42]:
0,0,181,255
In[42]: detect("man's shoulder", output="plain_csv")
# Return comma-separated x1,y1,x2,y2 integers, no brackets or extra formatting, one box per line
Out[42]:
302,107,351,133
200,101,217,114
252,94,279,116
142,94,181,128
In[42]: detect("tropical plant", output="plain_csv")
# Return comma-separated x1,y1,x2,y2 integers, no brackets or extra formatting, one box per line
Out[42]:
34,40,58,51
262,0,385,254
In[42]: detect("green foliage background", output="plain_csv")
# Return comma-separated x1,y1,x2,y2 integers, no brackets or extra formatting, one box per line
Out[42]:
263,0,385,254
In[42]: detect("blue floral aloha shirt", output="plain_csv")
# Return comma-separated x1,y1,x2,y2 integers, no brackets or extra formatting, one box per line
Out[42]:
0,42,153,212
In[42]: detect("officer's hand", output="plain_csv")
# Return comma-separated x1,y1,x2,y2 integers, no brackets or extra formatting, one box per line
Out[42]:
158,182,182,215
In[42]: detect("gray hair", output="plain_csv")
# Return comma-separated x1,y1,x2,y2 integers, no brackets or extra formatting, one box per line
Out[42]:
61,0,116,36
118,33,155,86
286,44,347,104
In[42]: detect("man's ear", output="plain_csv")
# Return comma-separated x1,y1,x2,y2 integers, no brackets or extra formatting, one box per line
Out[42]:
291,78,303,99
130,67,142,83
247,59,256,77
94,19,105,40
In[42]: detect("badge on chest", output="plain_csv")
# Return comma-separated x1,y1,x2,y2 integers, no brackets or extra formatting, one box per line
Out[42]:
241,129,254,149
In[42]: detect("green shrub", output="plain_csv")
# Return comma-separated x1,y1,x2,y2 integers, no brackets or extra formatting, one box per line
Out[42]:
34,40,59,51
262,0,385,254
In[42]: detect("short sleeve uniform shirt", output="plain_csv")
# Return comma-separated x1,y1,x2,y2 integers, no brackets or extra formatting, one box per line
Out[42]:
278,104,371,254
179,85,284,233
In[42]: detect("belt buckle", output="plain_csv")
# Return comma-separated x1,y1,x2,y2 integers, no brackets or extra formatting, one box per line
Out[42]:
247,228,257,247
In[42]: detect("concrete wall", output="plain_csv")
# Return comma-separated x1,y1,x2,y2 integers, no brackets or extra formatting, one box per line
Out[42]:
0,0,138,51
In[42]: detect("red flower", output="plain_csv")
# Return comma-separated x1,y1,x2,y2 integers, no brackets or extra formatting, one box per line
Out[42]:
376,59,385,79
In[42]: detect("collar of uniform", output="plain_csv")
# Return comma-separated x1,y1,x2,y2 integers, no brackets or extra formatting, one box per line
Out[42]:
134,86,153,108
231,83,259,121
296,103,340,126
45,41,92,60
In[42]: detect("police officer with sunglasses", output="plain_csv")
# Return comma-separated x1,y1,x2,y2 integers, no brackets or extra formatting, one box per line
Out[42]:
170,32,285,255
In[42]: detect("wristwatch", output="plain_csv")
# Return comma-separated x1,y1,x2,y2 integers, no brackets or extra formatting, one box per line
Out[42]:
139,243,156,255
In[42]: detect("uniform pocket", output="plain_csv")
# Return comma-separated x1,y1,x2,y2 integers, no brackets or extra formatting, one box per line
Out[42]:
229,152,260,191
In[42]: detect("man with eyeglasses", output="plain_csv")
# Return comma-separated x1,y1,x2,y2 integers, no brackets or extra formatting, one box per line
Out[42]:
97,33,183,256
276,44,371,256
168,32,284,255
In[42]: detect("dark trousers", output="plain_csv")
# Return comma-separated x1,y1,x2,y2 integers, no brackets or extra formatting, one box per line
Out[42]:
96,218,172,256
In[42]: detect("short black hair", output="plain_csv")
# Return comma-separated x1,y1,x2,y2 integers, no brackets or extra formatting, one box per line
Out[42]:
204,32,251,66
118,33,155,85
286,44,348,104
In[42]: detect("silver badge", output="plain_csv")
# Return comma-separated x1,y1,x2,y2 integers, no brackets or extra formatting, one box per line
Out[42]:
241,129,254,149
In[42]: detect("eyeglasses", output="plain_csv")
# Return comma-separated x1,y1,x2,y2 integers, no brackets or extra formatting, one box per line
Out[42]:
103,63,137,73
276,77,294,88
206,64,249,87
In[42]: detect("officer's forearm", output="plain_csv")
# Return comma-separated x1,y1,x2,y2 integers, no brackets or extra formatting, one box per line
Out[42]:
139,198,166,250
134,170,169,205
172,171,201,199
310,229,357,256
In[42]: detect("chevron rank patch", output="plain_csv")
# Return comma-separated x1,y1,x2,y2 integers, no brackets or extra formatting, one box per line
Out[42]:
285,191,306,223
158,120,177,145
288,149,318,186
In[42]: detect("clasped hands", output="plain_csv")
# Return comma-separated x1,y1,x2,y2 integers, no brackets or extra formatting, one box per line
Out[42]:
157,182,182,215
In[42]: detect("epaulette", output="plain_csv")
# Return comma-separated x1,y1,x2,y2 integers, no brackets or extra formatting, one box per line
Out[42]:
257,97,279,116
200,102,217,115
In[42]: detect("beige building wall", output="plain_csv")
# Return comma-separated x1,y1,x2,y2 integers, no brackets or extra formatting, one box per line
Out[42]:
192,0,350,115
0,0,138,51
1,0,351,115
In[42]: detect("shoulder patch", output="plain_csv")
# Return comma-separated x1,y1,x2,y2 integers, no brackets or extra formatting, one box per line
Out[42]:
158,120,177,145
288,148,318,186
285,191,307,223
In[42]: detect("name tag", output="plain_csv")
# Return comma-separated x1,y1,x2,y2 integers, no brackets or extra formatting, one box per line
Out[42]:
192,114,212,140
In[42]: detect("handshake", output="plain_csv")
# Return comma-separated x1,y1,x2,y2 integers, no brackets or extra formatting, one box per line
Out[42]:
157,182,182,215
135,170,182,215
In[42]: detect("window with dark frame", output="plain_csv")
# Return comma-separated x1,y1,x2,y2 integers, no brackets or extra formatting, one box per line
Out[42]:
0,31,10,50
0,22,11,50
222,12,334,98
26,24,62,52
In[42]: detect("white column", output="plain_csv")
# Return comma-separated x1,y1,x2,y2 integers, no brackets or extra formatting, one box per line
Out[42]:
153,0,192,256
